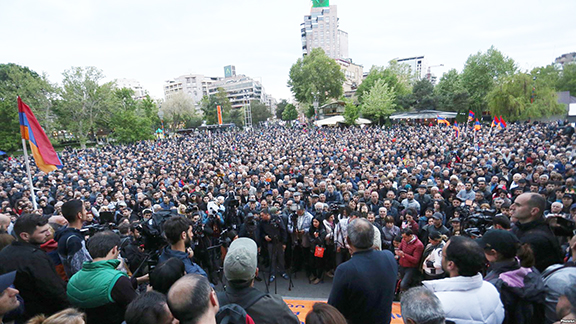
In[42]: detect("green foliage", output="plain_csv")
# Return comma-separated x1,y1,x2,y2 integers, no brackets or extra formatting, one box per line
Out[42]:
200,88,232,125
288,48,345,106
282,103,298,121
487,72,564,121
228,107,244,127
275,99,288,120
250,101,272,124
110,88,155,143
461,46,516,116
360,79,397,123
435,69,470,112
412,79,436,110
557,63,576,96
161,92,198,130
0,63,57,152
343,99,359,125
356,63,412,105
56,66,116,149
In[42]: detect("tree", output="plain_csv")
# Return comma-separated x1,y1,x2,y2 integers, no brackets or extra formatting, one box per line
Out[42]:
360,79,397,123
557,63,576,96
461,46,516,115
161,92,198,130
435,69,470,112
282,103,298,121
250,101,272,124
288,48,345,106
356,63,412,105
412,79,436,110
200,88,232,125
343,99,360,125
57,66,116,149
0,64,57,152
486,72,564,121
275,99,289,120
110,88,155,143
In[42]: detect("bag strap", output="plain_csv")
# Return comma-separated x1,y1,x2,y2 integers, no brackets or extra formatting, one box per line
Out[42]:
219,288,268,311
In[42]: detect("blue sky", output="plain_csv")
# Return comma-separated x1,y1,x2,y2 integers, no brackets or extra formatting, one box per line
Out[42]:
1,0,574,102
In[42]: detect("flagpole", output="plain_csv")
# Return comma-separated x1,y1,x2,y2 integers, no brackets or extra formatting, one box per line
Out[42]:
21,138,38,210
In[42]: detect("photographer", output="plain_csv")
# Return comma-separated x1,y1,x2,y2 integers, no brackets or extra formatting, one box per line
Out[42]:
259,208,289,282
291,204,313,277
159,216,207,277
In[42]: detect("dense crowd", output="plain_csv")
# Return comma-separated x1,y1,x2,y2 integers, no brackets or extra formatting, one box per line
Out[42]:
1,121,576,324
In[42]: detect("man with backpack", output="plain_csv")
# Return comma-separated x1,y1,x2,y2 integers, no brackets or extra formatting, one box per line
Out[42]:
217,238,299,324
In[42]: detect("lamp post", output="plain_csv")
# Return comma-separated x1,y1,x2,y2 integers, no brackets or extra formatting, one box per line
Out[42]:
313,91,319,121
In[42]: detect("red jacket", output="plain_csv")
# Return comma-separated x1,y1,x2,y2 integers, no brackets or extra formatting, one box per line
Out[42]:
399,237,424,268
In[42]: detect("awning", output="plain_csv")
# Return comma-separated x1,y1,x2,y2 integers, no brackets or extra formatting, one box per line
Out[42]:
389,110,458,120
314,115,372,126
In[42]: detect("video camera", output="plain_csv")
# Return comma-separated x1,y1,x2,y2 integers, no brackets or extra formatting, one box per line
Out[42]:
463,208,496,237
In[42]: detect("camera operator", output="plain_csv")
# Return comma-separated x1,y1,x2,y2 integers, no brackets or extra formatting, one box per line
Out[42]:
189,212,215,282
239,213,261,247
117,223,146,276
159,216,207,277
259,208,289,282
223,192,244,230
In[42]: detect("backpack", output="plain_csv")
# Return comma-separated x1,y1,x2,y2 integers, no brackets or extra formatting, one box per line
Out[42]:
216,288,267,324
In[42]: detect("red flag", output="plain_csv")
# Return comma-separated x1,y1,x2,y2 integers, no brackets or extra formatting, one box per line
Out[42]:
500,116,507,128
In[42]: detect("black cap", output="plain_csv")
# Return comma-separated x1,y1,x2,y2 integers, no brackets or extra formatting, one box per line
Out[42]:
432,213,442,220
450,217,461,223
478,230,519,259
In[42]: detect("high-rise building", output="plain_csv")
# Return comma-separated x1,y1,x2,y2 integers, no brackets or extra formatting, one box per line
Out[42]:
301,5,349,59
116,78,148,100
396,56,427,80
163,74,221,104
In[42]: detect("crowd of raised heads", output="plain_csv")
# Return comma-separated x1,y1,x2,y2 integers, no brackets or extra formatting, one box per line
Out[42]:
1,120,576,324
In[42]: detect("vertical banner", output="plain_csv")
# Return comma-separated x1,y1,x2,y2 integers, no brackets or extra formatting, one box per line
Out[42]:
217,105,223,125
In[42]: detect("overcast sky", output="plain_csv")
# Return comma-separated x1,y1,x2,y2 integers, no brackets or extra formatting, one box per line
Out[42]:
1,0,574,102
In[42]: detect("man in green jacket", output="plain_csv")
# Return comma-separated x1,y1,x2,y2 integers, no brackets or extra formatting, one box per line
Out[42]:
67,231,137,324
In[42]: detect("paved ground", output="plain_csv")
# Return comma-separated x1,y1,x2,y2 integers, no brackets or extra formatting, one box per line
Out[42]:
214,269,334,300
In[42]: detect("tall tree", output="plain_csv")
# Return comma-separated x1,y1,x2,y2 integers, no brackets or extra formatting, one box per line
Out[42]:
412,78,436,110
356,63,412,105
57,66,115,149
360,79,397,123
282,103,298,121
435,69,470,112
461,46,516,116
288,48,345,107
486,72,564,121
161,91,198,130
0,64,56,152
250,101,272,125
557,63,576,96
275,99,289,120
110,88,155,143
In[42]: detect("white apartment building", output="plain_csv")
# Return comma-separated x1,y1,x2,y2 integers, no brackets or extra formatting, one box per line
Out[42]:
336,58,363,95
396,56,427,80
301,5,349,59
207,75,265,109
116,78,148,100
163,74,221,104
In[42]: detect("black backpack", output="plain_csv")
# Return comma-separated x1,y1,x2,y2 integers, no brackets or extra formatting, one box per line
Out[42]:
216,288,267,324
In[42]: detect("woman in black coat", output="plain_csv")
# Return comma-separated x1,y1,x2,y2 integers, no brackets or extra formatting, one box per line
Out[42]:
308,216,327,284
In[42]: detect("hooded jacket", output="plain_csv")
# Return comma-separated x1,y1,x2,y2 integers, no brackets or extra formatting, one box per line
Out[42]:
485,260,545,324
55,226,92,278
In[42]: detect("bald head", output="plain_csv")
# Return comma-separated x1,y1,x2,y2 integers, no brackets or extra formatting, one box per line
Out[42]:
167,274,217,324
0,214,10,232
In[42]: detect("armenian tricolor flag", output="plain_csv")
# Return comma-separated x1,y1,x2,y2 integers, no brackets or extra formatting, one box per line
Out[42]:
499,116,507,128
18,97,63,173
474,119,481,131
468,110,475,122
437,116,451,126
453,122,460,138
491,116,500,128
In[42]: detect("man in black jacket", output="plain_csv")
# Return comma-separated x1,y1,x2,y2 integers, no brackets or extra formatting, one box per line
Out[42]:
328,218,398,324
217,237,299,324
0,213,69,322
511,193,563,272
259,208,289,282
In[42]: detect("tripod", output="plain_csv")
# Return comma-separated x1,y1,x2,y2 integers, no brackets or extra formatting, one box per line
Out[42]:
263,240,294,294
206,243,226,288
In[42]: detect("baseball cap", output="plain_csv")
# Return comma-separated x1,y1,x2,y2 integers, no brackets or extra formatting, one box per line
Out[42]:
142,209,153,214
432,213,443,220
0,271,16,292
478,229,519,259
450,218,461,223
269,207,278,214
223,238,257,282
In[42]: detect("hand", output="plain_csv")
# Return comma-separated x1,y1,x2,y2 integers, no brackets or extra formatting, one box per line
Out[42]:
187,247,194,259
258,247,261,253
283,245,286,250
265,235,272,242
137,274,149,284
337,247,341,253
314,232,319,238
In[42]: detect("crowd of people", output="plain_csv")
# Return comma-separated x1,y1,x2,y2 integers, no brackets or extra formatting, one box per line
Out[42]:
0,120,576,324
